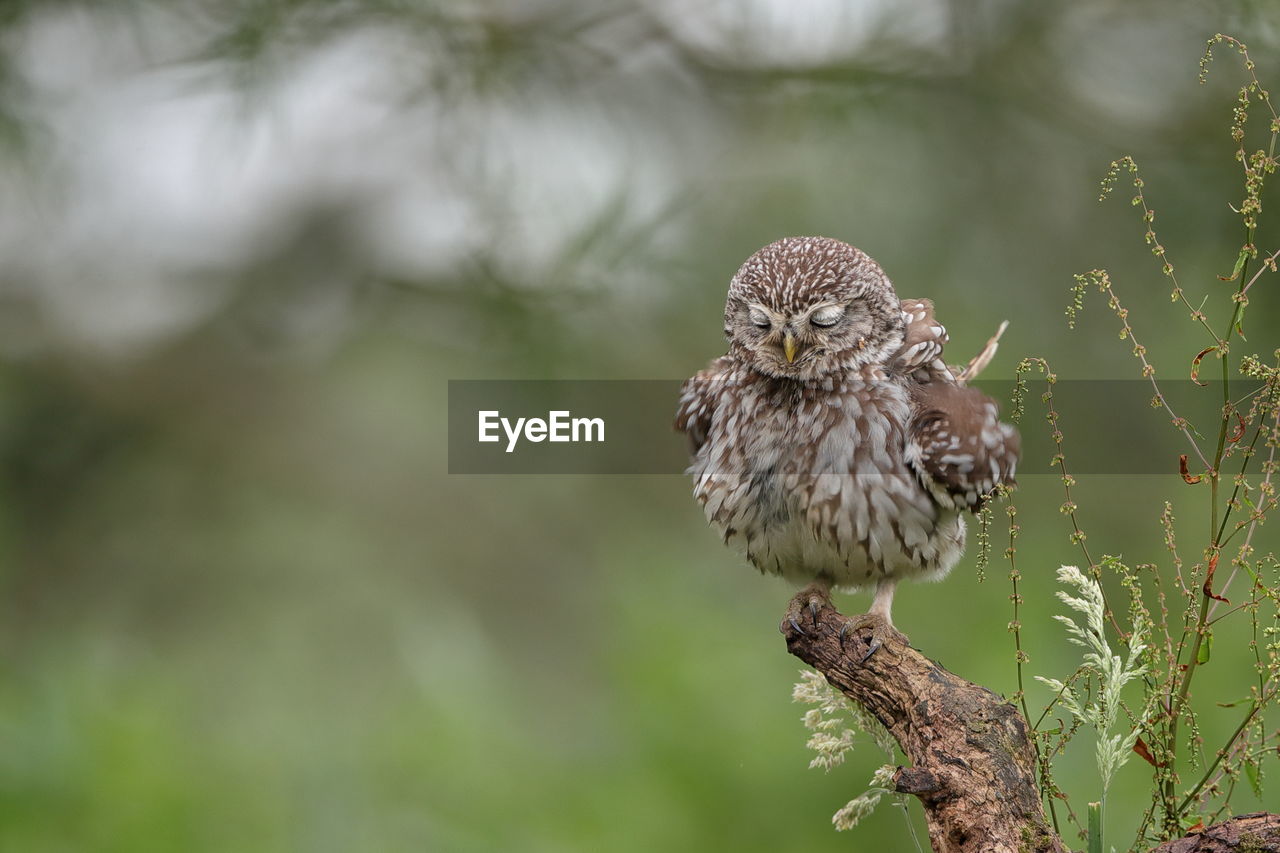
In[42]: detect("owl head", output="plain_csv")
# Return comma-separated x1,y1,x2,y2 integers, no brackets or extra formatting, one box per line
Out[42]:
724,236,905,380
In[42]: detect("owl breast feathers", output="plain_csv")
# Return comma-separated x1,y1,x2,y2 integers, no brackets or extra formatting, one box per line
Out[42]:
675,236,1019,595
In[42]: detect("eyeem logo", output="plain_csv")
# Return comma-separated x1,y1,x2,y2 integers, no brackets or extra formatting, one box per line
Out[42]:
478,410,605,453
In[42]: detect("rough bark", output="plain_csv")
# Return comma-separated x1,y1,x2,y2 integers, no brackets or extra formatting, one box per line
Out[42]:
1150,813,1280,853
781,592,1062,853
779,593,1280,853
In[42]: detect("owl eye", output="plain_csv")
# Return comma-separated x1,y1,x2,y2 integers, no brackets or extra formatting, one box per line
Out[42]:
748,309,771,330
810,306,845,328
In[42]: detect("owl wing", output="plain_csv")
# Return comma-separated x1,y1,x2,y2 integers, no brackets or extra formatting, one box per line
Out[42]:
891,298,954,382
905,380,1020,511
675,356,734,456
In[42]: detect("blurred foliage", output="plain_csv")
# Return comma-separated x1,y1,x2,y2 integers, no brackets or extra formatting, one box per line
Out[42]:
2,0,1280,850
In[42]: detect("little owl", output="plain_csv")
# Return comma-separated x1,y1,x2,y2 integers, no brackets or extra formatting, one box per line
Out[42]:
675,236,1020,653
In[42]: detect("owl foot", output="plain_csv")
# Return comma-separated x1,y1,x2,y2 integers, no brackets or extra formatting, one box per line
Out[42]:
839,612,910,662
784,582,833,636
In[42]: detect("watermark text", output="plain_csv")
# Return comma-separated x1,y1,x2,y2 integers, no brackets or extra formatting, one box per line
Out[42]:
478,410,605,453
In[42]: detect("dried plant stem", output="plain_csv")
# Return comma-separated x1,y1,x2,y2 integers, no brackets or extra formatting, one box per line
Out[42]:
1091,44,1280,832
1211,377,1280,615
1003,492,1060,834
1025,35,1280,845
1240,247,1280,297
1177,683,1277,814
1164,176,1260,830
1076,269,1212,473
1112,160,1221,347
1014,358,1120,634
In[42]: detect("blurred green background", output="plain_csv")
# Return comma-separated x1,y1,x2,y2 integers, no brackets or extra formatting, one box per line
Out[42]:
1,1,1279,850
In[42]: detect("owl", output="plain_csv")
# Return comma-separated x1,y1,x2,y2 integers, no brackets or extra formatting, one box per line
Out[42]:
675,236,1019,652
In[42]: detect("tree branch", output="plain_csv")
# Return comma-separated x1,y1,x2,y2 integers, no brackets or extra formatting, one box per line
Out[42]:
780,593,1280,853
1150,813,1280,853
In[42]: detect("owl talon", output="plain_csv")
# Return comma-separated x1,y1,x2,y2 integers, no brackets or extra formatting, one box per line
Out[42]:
841,611,909,662
782,582,832,637
800,581,832,628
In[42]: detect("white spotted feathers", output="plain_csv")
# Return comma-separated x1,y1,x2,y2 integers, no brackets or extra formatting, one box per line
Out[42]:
675,236,1020,626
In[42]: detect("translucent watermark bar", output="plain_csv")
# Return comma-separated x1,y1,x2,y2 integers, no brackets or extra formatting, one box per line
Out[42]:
448,379,1261,475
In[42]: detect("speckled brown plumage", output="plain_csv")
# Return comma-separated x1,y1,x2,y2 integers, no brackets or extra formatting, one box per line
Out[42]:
675,236,1019,629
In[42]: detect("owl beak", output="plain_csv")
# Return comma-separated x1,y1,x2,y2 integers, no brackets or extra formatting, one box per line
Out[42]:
782,332,799,363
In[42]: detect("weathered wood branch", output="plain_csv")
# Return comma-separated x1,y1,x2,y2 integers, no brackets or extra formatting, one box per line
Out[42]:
780,593,1280,853
781,591,1063,853
1151,813,1280,852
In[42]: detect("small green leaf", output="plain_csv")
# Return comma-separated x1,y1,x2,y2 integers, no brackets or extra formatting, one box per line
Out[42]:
1197,629,1214,665
1220,248,1249,281
1246,759,1263,798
